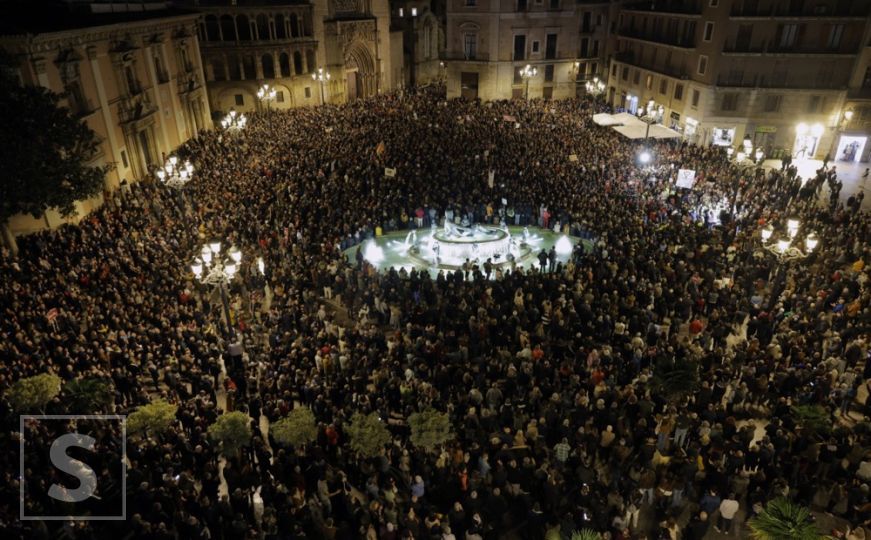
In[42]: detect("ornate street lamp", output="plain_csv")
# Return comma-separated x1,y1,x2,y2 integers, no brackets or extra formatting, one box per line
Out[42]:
191,241,245,339
220,109,247,133
759,219,819,309
585,76,605,97
312,67,331,105
519,64,537,99
257,84,277,111
155,155,194,189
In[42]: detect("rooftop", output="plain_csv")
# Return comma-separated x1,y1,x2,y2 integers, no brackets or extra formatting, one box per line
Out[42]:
0,0,199,37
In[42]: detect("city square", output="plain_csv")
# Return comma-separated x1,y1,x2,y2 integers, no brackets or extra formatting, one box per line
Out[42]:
0,1,870,539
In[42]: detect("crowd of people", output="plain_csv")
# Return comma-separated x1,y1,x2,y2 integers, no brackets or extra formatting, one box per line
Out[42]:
1,85,870,540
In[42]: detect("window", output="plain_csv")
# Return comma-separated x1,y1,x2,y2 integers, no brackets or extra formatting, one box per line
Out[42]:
544,64,554,82
465,0,476,6
592,40,599,57
622,68,629,82
645,74,653,89
704,22,714,41
276,91,284,103
398,7,404,16
549,0,558,8
464,33,477,59
721,93,738,111
709,0,718,5
545,33,557,59
532,41,540,54
582,12,592,32
612,64,617,77
697,55,708,75
154,54,167,82
121,149,128,168
305,87,311,98
828,24,844,49
778,24,798,48
674,83,684,100
517,0,527,11
580,37,588,57
633,70,640,84
514,34,526,60
660,79,668,95
692,89,700,107
764,95,782,112
807,95,821,113
235,94,244,106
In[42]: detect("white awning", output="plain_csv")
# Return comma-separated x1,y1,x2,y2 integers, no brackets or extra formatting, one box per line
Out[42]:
611,112,647,127
612,123,683,140
592,113,621,126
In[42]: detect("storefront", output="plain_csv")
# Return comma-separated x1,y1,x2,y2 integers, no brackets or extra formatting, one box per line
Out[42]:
792,122,824,159
834,134,867,163
712,127,735,147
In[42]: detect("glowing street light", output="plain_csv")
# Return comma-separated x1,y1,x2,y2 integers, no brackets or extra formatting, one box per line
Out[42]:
312,67,331,105
220,109,247,133
519,64,538,99
155,155,194,189
191,241,260,339
257,84,277,111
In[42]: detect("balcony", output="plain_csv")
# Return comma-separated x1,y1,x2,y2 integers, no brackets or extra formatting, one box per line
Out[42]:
715,74,845,90
722,40,859,56
730,5,868,19
618,28,696,49
613,51,689,79
621,0,701,16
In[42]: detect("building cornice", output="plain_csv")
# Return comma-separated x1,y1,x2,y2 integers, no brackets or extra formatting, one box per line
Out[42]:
0,14,201,52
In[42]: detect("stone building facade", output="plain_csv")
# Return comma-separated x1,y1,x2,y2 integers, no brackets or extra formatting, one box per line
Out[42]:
1,2,211,235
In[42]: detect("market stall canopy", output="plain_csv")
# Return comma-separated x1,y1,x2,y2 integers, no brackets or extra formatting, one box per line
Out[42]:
592,113,622,126
612,123,682,140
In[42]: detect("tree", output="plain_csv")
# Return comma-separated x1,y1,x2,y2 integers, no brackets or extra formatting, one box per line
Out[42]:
408,408,452,452
127,399,178,438
63,377,114,414
208,411,252,457
5,373,62,413
748,498,824,540
650,356,699,403
790,405,831,438
0,55,107,223
271,407,318,448
346,412,391,458
571,530,601,540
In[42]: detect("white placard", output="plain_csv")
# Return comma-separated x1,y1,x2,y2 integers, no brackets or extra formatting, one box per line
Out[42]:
384,167,396,178
676,169,696,189
488,170,495,188
569,154,578,162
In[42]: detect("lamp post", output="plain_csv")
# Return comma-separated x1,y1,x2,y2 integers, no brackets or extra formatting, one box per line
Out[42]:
758,219,819,310
220,109,247,133
519,64,537,100
312,67,331,105
191,241,245,340
155,155,194,189
584,76,605,98
257,84,276,113
635,99,663,140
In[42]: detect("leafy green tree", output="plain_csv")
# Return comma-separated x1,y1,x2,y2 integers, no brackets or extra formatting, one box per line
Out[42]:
0,55,107,223
650,357,699,403
272,407,318,448
570,530,601,540
346,412,391,458
208,411,252,457
63,377,114,414
748,498,824,540
127,399,178,438
790,405,831,438
408,408,452,452
5,373,62,413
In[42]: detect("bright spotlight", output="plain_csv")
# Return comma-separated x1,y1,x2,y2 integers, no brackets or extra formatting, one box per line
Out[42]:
555,235,573,256
363,240,385,264
639,151,652,164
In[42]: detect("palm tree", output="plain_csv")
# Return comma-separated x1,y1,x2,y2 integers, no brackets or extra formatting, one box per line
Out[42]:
748,498,825,540
570,530,601,540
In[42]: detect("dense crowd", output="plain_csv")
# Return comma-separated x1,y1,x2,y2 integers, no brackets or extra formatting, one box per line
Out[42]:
1,86,870,540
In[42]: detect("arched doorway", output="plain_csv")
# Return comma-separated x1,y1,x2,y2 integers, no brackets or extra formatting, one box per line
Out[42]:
344,42,375,101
